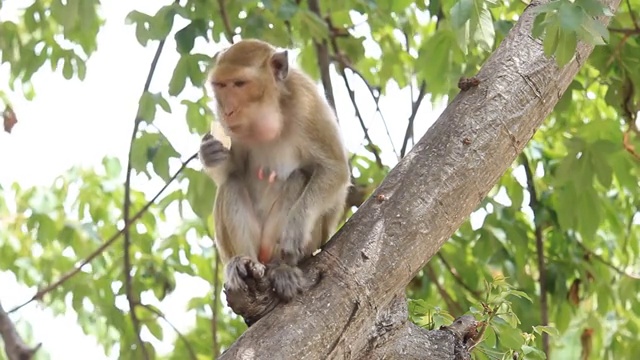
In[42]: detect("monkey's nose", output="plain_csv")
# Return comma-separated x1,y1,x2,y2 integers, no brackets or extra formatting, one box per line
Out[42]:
225,110,235,117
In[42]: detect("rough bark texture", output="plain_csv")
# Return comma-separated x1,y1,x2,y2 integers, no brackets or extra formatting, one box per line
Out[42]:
220,0,621,358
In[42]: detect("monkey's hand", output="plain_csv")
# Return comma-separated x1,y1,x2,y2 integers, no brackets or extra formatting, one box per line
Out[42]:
268,263,306,302
199,133,230,167
225,256,266,292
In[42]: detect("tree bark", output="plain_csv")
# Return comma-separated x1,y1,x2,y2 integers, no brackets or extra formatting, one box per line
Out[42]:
220,0,621,358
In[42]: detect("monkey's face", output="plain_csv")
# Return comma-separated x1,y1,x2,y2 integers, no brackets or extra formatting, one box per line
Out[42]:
211,73,283,145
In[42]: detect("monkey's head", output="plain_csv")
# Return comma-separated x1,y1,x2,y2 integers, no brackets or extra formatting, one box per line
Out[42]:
209,39,289,145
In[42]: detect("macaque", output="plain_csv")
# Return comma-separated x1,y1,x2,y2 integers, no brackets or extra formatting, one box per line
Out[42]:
199,39,351,301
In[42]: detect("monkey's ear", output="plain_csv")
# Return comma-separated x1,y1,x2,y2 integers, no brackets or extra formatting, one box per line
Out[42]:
271,50,289,81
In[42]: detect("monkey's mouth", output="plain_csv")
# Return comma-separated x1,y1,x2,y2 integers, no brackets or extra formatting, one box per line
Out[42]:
227,124,242,133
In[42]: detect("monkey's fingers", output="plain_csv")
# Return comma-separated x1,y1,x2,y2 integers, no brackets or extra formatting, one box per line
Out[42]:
248,261,266,279
268,264,306,302
202,132,213,141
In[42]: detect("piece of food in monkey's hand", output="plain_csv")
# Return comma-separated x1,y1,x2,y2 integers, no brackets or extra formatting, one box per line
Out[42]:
225,256,266,292
210,120,231,149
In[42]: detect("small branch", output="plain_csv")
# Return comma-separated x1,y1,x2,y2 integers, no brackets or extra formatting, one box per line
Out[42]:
624,0,639,29
0,301,41,360
326,22,383,167
307,0,336,111
137,303,197,360
608,27,640,35
520,153,549,358
217,0,235,43
576,241,640,279
400,80,427,158
331,56,399,160
437,253,482,300
8,152,199,314
123,37,168,360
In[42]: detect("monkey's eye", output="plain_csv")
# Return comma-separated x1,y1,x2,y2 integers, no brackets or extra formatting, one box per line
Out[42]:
233,80,247,87
212,82,226,88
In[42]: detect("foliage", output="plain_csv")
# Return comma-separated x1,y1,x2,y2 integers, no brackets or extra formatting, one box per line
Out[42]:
1,0,639,359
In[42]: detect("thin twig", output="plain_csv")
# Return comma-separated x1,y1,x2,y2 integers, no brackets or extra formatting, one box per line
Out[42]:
326,22,383,167
137,303,197,360
400,80,427,158
330,57,399,160
436,253,482,300
608,27,640,35
212,250,221,358
218,0,235,43
123,37,168,360
425,264,464,316
520,153,549,358
625,0,639,29
8,153,199,314
576,241,640,279
308,0,336,111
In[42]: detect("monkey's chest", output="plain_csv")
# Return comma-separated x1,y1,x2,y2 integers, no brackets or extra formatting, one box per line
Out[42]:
245,146,303,218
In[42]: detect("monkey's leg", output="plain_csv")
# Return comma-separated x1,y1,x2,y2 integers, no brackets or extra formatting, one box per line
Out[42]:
260,170,310,301
214,177,265,292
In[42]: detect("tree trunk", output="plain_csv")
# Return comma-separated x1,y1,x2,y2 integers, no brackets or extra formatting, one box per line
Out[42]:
219,0,621,358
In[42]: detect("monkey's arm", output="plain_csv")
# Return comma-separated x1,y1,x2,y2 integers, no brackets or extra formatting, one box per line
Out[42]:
280,124,351,262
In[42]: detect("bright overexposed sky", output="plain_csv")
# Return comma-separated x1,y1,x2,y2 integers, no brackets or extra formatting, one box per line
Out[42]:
0,1,444,358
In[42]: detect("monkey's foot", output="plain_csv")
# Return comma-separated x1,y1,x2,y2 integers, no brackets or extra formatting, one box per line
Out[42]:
225,260,321,326
268,263,307,302
225,256,266,292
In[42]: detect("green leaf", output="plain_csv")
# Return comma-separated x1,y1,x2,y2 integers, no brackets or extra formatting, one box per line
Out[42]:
137,92,157,122
150,140,180,182
169,56,189,96
558,2,584,32
491,317,525,349
183,99,210,135
102,157,122,179
555,29,577,66
450,0,474,28
543,21,560,58
174,20,208,54
51,0,80,30
184,168,216,220
150,5,176,40
471,6,495,51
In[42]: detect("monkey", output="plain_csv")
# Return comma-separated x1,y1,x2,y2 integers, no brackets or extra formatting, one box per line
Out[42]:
199,39,351,302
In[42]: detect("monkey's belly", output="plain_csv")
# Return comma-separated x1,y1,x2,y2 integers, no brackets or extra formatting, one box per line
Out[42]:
246,171,306,264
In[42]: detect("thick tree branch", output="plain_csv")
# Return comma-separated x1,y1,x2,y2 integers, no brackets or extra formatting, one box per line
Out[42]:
219,0,621,357
0,301,40,360
520,153,549,357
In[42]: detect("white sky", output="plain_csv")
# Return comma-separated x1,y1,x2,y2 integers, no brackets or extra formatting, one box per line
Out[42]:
0,1,444,358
